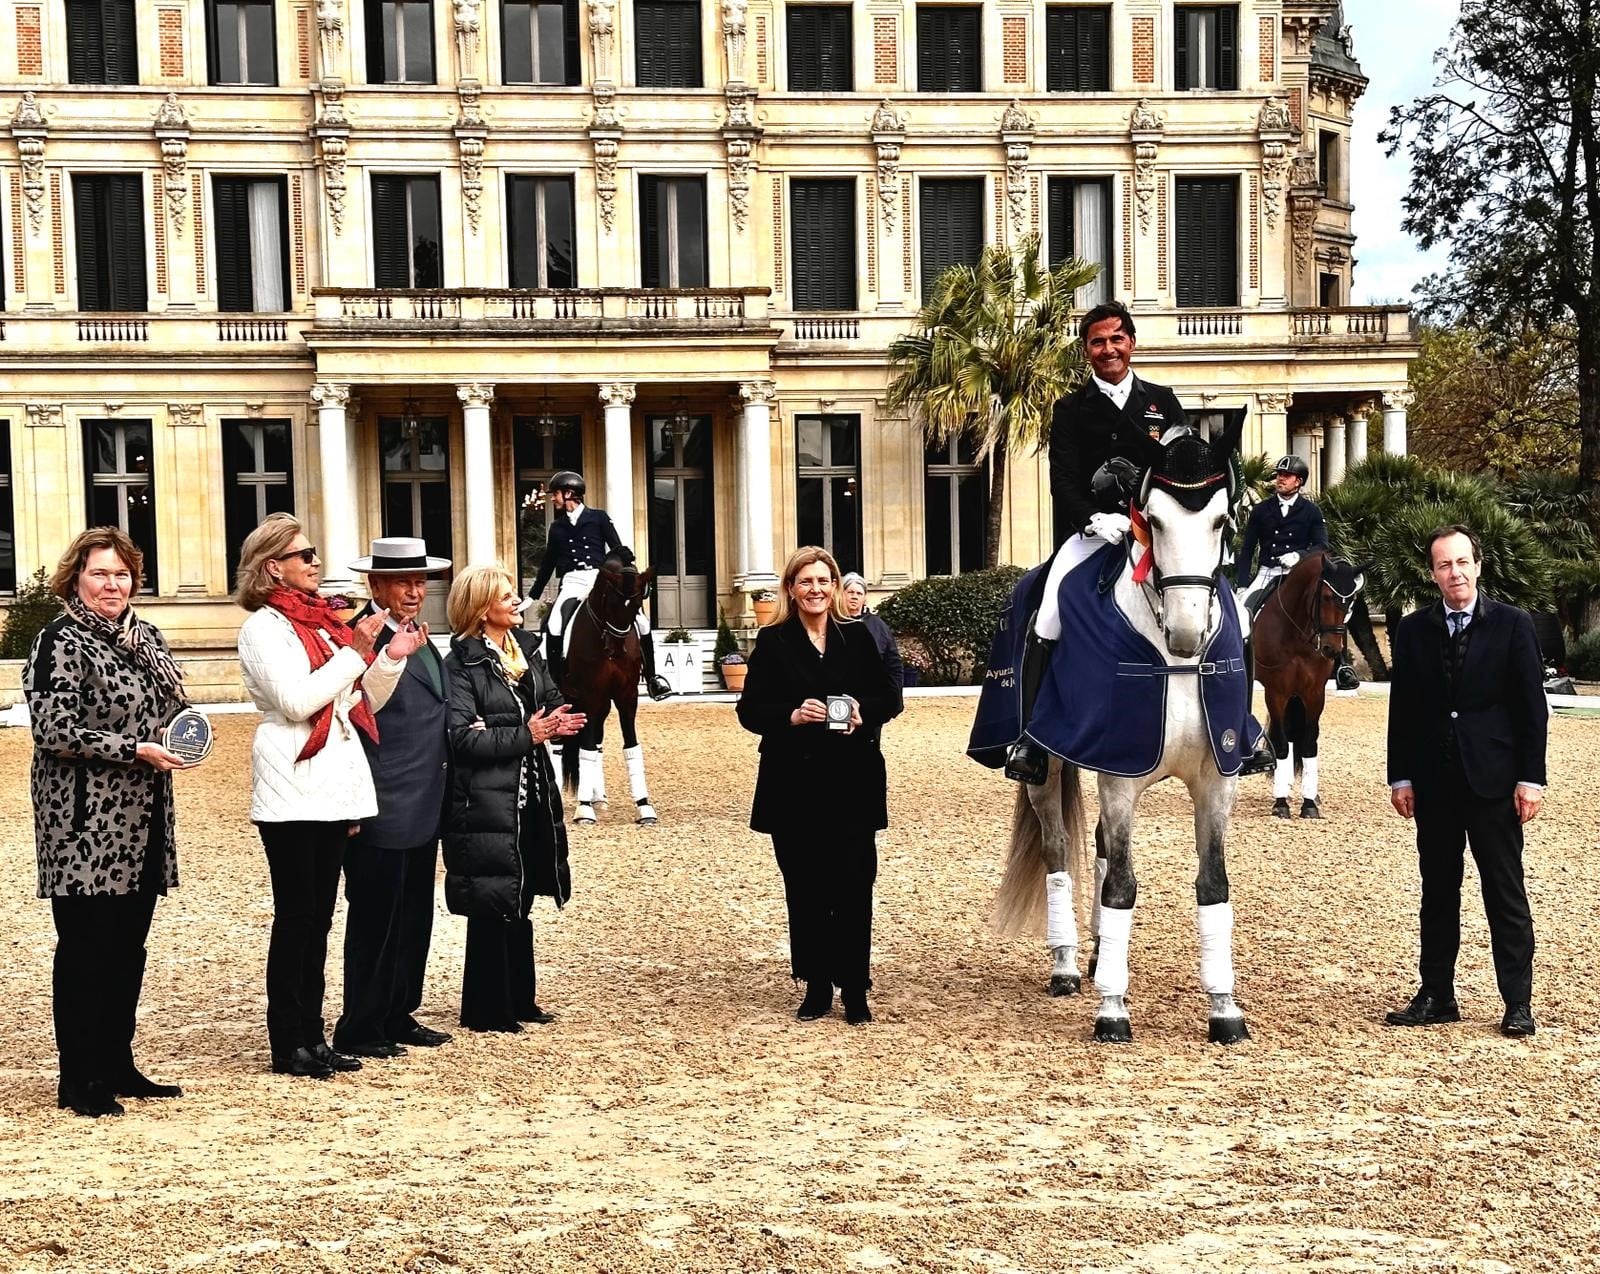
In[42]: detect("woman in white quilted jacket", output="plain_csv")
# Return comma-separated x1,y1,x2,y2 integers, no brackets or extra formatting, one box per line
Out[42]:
235,513,425,1079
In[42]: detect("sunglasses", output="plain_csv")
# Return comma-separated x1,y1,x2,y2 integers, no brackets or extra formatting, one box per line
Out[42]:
273,547,319,565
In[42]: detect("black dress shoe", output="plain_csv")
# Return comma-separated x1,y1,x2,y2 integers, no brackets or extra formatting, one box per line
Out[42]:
1003,738,1050,785
337,1040,407,1059
1501,1002,1536,1037
391,1024,452,1047
113,1067,182,1099
796,982,833,1021
58,1078,124,1117
842,992,873,1026
519,1006,556,1025
311,1043,364,1072
271,1046,334,1078
1385,990,1461,1027
462,1019,523,1033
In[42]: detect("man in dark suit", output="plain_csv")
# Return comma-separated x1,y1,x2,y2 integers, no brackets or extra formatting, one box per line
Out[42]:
1005,300,1275,783
1386,524,1547,1037
332,536,454,1058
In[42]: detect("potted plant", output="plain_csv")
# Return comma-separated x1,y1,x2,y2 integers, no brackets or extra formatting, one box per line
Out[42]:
713,608,746,690
750,588,780,627
718,651,748,692
659,628,700,694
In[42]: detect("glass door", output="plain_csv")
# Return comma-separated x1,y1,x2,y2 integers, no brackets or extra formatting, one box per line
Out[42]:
647,413,713,628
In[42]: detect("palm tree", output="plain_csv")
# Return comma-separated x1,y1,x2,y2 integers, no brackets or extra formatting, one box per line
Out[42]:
884,233,1100,570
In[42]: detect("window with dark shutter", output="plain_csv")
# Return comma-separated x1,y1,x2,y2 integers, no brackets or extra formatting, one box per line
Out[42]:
639,176,708,287
1046,175,1112,302
214,176,290,311
917,6,981,92
502,0,580,84
636,0,703,88
790,179,857,311
207,0,277,85
1045,6,1109,91
372,175,442,288
73,174,147,312
1175,5,1237,90
919,177,983,298
795,415,862,574
67,0,139,84
507,175,577,287
1175,177,1238,307
787,5,853,93
367,0,435,82
0,422,14,593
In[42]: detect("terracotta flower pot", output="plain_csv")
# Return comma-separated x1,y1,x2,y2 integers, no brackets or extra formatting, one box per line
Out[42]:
720,662,748,692
751,598,779,626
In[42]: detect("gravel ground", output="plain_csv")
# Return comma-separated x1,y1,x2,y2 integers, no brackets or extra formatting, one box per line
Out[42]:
0,696,1597,1273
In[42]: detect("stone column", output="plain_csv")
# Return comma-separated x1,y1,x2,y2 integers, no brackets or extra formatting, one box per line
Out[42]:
739,380,779,592
599,383,637,551
1255,391,1290,463
729,392,749,592
1382,389,1411,456
310,382,361,594
1290,423,1320,493
1346,405,1369,470
164,403,214,592
1323,414,1347,488
458,383,496,564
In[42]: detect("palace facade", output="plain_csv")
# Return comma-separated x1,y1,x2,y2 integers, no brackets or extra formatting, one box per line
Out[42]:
0,0,1415,685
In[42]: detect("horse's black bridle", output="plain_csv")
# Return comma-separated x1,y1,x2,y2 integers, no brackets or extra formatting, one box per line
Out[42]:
584,568,645,646
1272,555,1357,659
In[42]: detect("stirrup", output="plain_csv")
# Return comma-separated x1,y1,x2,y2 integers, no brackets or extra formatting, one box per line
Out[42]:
647,675,675,701
1237,740,1277,777
1004,738,1050,785
1335,665,1360,692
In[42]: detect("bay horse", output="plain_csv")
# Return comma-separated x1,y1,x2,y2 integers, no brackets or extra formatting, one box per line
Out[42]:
992,428,1252,1045
557,558,659,826
1250,550,1366,819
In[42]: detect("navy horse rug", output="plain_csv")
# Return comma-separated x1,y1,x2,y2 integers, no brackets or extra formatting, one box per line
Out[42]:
966,561,1049,769
971,545,1259,778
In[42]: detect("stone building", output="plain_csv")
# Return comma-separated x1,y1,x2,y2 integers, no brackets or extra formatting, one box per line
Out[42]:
0,0,1415,685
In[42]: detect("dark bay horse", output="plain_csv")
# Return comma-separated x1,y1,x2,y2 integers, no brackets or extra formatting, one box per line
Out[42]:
558,559,659,825
1250,549,1366,818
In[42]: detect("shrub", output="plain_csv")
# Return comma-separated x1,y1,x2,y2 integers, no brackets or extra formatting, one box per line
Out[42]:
712,607,740,663
1567,628,1600,681
875,566,1025,685
663,627,692,643
0,568,60,659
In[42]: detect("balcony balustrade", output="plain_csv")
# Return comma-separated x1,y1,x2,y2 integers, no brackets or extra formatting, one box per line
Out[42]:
310,287,771,333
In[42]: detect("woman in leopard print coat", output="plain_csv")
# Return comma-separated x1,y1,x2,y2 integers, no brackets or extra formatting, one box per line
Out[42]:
24,526,192,1118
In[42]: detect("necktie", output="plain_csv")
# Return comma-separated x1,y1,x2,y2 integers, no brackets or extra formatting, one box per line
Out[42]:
1448,611,1466,638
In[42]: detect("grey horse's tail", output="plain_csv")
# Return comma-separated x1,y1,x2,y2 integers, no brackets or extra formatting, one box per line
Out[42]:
990,761,1092,937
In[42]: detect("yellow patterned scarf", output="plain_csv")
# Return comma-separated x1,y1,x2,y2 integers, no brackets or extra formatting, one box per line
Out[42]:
491,630,528,687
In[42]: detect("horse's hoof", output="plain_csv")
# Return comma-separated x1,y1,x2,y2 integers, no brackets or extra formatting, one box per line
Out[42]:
1208,1016,1251,1045
575,805,597,826
636,814,658,826
1271,798,1292,819
1093,1017,1133,1044
1048,974,1081,998
1300,799,1322,820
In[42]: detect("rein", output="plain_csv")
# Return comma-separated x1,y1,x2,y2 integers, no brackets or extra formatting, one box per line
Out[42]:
1264,557,1354,663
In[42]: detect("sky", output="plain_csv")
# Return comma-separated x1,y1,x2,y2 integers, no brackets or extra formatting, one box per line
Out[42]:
1344,0,1459,304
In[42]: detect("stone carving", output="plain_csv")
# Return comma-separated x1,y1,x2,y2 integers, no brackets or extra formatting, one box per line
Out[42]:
1291,151,1320,190
456,383,495,410
726,135,754,232
598,382,637,408
871,99,904,134
739,380,777,406
1129,97,1163,134
245,401,267,417
1000,99,1032,135
103,401,124,414
10,93,47,233
453,0,481,74
1382,388,1414,411
1289,194,1317,277
456,81,487,232
590,81,619,130
310,382,353,411
24,402,63,429
316,0,344,70
318,77,349,125
1129,99,1164,235
153,94,191,235
592,136,619,231
314,83,351,235
588,0,615,82
167,403,202,428
1257,392,1290,415
1000,101,1033,238
457,78,484,127
722,0,748,84
724,85,755,130
1261,140,1289,230
871,100,905,234
1258,97,1293,133
1282,13,1322,55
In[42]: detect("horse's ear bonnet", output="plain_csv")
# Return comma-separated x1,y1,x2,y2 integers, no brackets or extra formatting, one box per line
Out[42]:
1135,407,1246,512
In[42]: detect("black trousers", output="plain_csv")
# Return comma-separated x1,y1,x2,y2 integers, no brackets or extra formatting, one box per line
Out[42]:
1414,764,1535,1005
51,889,159,1084
772,830,878,992
461,917,538,1028
333,838,438,1048
259,821,347,1056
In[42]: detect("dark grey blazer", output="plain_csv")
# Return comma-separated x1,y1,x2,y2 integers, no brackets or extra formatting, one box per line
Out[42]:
357,604,451,847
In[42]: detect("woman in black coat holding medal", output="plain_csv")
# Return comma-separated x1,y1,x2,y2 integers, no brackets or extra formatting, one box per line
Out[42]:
736,546,902,1025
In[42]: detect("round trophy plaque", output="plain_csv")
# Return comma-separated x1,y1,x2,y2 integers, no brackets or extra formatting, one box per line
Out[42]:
162,707,214,765
825,695,853,732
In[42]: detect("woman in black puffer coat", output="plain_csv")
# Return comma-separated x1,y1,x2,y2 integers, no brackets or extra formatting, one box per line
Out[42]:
441,566,585,1032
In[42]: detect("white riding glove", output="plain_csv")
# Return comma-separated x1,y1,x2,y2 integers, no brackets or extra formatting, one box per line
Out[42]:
1278,551,1301,568
1087,512,1132,544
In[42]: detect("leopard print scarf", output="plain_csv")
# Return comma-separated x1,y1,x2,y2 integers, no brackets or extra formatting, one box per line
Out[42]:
63,593,188,708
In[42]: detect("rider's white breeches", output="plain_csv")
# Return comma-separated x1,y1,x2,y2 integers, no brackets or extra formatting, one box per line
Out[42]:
1239,565,1287,615
548,567,650,644
1035,531,1112,641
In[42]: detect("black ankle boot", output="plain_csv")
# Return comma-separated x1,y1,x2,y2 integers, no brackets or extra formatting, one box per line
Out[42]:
1237,638,1277,776
113,1066,182,1099
842,991,873,1026
1003,632,1057,784
640,632,674,700
796,982,833,1020
58,1078,124,1117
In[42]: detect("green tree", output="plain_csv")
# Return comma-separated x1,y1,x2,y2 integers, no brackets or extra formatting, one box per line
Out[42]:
884,233,1098,569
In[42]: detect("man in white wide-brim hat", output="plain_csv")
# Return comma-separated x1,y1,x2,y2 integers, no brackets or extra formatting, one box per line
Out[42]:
332,537,455,1062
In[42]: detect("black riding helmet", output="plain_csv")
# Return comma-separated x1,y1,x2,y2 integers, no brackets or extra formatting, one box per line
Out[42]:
1273,455,1310,482
547,469,586,498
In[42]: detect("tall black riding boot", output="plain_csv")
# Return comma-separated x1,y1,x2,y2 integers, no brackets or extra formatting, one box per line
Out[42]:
1237,637,1277,776
545,637,566,698
1003,632,1057,785
639,632,675,700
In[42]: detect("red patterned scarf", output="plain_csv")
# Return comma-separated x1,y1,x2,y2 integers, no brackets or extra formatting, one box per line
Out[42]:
263,586,379,760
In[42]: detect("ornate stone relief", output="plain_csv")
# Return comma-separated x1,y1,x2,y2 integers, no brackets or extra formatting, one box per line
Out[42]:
588,0,616,83
456,383,495,410
316,0,344,70
310,382,353,412
1257,391,1290,415
456,80,487,233
1382,388,1414,412
10,92,47,233
999,100,1034,238
598,382,637,408
590,84,621,232
871,100,905,234
1282,13,1323,56
722,0,748,83
453,0,481,74
1258,96,1294,232
723,86,760,233
167,403,202,427
1129,99,1165,234
1287,152,1320,277
313,82,350,235
739,379,778,407
152,93,190,235
24,402,63,428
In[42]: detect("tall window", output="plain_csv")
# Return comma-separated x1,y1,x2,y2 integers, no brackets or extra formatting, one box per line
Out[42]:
1045,6,1109,91
1175,5,1237,90
507,176,576,288
502,0,580,84
214,177,289,311
66,0,138,84
917,6,980,92
222,420,295,586
796,415,861,575
1318,128,1341,200
1175,177,1239,307
635,0,702,87
84,419,158,591
0,422,14,594
790,179,856,311
73,174,148,312
788,4,852,92
379,418,452,559
367,0,435,82
640,176,707,287
1046,176,1112,306
925,435,986,576
207,0,276,85
919,177,983,298
372,175,443,288
513,412,583,594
